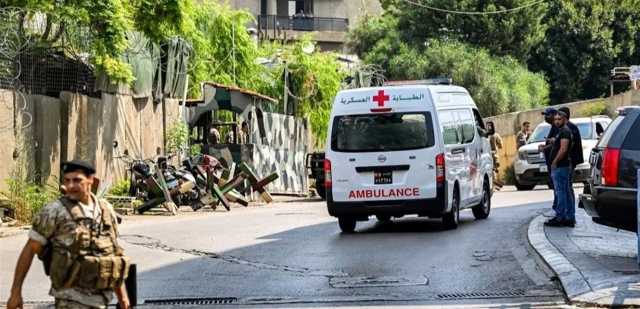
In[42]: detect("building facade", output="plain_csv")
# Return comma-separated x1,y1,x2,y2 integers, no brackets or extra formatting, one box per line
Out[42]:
221,0,382,51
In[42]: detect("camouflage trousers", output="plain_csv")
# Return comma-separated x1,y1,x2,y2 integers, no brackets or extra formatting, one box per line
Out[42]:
54,299,105,309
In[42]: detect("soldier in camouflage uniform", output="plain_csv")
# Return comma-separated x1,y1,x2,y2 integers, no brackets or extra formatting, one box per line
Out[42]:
7,160,131,309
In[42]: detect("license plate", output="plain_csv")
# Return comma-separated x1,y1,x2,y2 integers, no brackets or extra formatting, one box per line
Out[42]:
539,165,548,173
374,171,393,185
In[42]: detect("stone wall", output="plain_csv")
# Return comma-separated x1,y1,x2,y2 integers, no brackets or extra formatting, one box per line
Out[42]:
485,90,640,178
0,89,181,191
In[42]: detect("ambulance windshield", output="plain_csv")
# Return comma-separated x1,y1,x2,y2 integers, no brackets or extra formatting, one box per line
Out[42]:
331,112,435,152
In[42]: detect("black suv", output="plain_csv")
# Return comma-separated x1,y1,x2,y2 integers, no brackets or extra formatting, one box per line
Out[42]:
580,106,640,232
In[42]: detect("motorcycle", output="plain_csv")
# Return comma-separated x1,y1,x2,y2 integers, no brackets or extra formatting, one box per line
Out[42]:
117,156,178,215
157,156,215,211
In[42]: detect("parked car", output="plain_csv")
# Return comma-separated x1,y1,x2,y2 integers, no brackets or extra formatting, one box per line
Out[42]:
325,80,493,233
513,116,611,191
580,107,640,232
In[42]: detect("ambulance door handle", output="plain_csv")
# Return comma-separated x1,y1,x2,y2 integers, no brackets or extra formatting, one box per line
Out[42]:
452,147,465,155
349,158,356,162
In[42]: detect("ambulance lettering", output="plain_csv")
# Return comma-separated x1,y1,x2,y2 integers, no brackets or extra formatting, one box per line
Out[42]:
348,188,421,199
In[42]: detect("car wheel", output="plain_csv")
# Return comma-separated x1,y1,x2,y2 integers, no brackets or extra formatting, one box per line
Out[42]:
443,188,460,230
515,182,536,191
472,181,491,220
338,217,356,233
376,214,391,222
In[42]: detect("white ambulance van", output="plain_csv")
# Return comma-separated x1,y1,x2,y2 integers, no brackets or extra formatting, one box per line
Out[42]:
324,81,494,233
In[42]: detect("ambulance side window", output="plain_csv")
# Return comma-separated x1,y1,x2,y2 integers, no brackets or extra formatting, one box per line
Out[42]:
440,110,460,145
458,109,475,144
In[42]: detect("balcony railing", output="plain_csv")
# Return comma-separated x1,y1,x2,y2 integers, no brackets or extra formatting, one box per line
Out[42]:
258,15,349,32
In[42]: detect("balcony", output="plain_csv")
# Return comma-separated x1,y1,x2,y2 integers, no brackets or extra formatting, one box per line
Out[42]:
258,15,349,32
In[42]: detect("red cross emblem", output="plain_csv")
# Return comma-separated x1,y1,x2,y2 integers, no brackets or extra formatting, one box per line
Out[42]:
373,90,390,107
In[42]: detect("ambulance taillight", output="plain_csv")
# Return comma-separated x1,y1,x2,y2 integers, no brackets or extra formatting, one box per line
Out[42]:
324,159,332,189
436,153,445,183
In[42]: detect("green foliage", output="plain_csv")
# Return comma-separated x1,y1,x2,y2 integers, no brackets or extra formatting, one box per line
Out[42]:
185,2,266,97
108,179,131,196
0,178,59,224
5,0,134,83
379,0,548,62
583,101,609,117
357,34,549,116
166,121,189,155
502,164,516,186
190,144,202,156
529,0,640,103
258,39,346,147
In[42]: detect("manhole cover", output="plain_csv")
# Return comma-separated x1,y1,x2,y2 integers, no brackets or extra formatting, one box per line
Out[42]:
144,297,238,305
437,290,526,300
330,275,428,288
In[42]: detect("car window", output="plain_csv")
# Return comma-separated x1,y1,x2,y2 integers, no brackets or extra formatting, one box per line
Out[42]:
598,115,625,148
528,124,551,143
576,122,594,140
622,116,640,150
330,112,435,152
439,110,460,145
458,109,475,144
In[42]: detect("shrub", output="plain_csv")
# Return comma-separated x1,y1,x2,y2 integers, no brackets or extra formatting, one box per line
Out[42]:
582,101,609,117
502,164,517,186
0,179,60,224
108,179,131,196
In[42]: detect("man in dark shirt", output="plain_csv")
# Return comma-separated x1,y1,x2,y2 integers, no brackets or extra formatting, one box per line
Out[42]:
558,107,584,209
545,110,575,227
539,108,559,213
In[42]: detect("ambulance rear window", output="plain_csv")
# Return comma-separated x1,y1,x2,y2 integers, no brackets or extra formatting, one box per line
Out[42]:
331,112,435,152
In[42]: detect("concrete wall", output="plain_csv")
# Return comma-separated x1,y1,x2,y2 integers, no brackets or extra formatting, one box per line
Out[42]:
0,89,181,191
486,90,640,178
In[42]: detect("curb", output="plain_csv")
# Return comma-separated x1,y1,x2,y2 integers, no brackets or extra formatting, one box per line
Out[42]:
527,215,592,299
0,226,29,238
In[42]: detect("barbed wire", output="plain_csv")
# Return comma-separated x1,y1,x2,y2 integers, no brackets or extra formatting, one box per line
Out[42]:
0,7,35,133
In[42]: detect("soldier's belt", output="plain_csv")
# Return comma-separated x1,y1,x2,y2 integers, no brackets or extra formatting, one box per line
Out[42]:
64,256,131,290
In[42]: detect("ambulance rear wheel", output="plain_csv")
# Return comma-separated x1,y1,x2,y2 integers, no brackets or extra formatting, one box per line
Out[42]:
443,187,460,230
472,180,491,220
338,217,356,233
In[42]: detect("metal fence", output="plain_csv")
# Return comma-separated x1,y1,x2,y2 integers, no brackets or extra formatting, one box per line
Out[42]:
258,15,349,32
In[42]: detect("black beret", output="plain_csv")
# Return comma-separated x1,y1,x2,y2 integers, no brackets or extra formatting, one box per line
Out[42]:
62,160,96,175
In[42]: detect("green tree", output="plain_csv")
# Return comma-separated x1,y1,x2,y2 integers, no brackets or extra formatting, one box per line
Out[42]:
379,0,548,62
529,0,640,103
259,39,346,147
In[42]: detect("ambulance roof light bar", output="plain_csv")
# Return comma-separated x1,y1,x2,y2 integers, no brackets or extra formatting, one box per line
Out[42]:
383,78,452,86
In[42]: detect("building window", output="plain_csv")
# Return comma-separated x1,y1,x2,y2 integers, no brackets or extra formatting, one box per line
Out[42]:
289,0,313,16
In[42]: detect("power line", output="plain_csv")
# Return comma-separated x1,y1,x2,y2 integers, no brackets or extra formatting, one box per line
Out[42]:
399,0,546,15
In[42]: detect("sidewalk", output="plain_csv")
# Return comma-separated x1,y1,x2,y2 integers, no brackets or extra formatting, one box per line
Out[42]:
529,208,640,307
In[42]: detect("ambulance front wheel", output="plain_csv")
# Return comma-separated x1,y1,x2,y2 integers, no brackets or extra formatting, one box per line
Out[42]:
338,217,356,233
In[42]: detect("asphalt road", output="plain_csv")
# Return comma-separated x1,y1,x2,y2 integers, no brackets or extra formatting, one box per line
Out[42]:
0,186,572,308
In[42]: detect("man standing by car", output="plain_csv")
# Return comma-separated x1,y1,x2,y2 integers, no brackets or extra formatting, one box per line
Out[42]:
7,160,131,309
516,121,531,150
545,111,575,227
558,106,584,208
539,108,559,213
